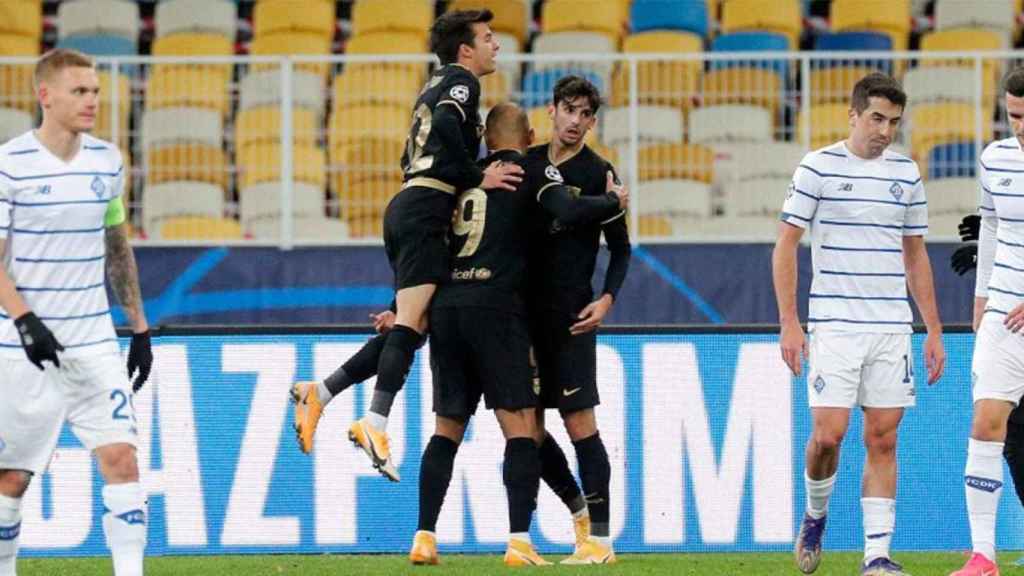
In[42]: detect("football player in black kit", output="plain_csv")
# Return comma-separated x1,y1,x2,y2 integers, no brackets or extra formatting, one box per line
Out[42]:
951,213,1024,566
290,10,523,481
525,75,631,565
408,102,628,567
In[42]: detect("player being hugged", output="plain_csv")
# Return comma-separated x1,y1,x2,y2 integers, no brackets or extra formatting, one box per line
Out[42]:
0,49,152,576
772,72,945,576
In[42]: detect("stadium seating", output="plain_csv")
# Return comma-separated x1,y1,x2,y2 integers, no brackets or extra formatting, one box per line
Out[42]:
925,177,978,216
250,32,333,82
328,104,408,151
479,72,510,110
520,68,605,109
448,0,530,46
934,0,1015,46
701,67,783,116
338,177,403,236
722,177,790,217
351,0,432,38
0,35,38,114
638,179,714,219
630,0,710,38
637,143,714,183
721,0,802,49
239,70,325,118
343,31,428,82
713,141,807,182
57,0,139,44
809,65,881,105
330,135,405,189
829,0,910,51
142,181,225,235
142,107,223,149
532,32,616,87
235,106,319,151
150,33,234,86
0,108,32,143
145,144,229,189
797,103,850,150
710,32,790,80
601,106,684,147
927,141,977,180
688,105,774,143
541,0,625,44
902,67,986,110
236,143,326,190
57,35,136,57
909,102,993,159
155,0,237,40
0,0,41,39
609,31,702,110
919,29,1002,107
247,215,350,241
239,181,326,225
157,216,243,240
145,67,231,117
253,0,335,39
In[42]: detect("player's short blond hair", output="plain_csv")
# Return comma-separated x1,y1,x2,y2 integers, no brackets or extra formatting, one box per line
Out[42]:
34,48,95,88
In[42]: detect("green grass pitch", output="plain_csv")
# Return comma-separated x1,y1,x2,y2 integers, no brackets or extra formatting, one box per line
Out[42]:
18,552,1023,575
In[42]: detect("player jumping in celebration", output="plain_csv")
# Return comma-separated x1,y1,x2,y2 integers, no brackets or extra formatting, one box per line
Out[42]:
524,75,631,565
290,9,522,481
949,67,1024,576
408,102,626,567
773,72,945,576
0,49,152,576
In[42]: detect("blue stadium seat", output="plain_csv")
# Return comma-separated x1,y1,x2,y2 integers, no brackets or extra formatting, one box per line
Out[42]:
813,31,893,72
631,0,709,38
57,35,139,76
520,68,605,108
928,141,976,179
710,31,789,79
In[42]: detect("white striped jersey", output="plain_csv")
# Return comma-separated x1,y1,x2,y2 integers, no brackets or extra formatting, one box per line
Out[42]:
780,141,928,334
976,137,1024,318
0,131,125,358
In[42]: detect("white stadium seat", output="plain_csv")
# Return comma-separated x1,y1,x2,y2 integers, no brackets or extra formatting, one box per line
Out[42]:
531,32,616,85
58,0,139,41
637,179,713,218
722,177,791,218
239,181,326,225
902,67,980,107
713,142,807,183
494,32,522,89
142,181,225,234
142,107,223,149
925,177,977,216
689,105,774,144
0,108,32,144
935,0,1014,35
155,0,237,40
239,70,325,118
246,215,350,240
602,105,684,148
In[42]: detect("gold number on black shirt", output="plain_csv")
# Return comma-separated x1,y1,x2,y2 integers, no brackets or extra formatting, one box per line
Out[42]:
452,188,487,257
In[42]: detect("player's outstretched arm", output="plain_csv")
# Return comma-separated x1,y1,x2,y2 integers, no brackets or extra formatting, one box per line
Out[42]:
106,221,152,391
772,222,806,376
903,235,945,384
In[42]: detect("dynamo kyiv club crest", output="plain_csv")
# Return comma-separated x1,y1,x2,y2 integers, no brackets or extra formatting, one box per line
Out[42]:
888,182,903,201
813,376,826,394
91,176,106,199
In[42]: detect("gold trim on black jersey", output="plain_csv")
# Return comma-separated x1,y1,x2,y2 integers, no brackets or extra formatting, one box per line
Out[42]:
403,177,456,194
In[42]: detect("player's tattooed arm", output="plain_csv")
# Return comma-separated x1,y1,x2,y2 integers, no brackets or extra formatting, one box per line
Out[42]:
105,223,149,333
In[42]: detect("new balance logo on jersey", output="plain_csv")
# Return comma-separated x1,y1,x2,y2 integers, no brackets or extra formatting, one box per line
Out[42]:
35,185,51,195
999,178,1013,187
965,475,1003,493
813,376,826,394
838,182,853,192
889,182,904,200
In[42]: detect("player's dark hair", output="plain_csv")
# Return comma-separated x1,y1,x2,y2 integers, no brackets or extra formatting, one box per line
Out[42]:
430,9,494,66
850,72,906,113
1003,67,1024,98
552,75,602,113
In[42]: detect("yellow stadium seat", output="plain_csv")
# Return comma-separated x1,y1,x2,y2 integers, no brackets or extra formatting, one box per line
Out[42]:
343,31,427,82
588,143,619,168
93,71,131,144
448,0,529,45
237,143,327,190
526,106,598,146
809,65,882,105
797,104,850,150
338,177,402,233
250,32,333,82
330,136,405,193
638,215,673,236
328,104,408,151
830,0,910,51
254,0,335,39
0,34,37,113
480,71,510,109
920,28,1002,105
235,106,319,152
701,67,782,115
151,33,234,86
332,67,421,110
146,144,229,189
353,0,432,38
159,216,242,240
638,143,715,183
909,102,993,159
610,31,703,109
0,1,41,39
722,0,802,49
541,0,624,44
146,67,230,117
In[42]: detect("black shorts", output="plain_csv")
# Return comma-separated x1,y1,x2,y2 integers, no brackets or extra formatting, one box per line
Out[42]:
383,185,455,290
529,309,599,413
429,306,537,419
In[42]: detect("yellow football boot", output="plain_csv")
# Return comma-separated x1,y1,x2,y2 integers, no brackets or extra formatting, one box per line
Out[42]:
503,539,551,567
348,417,400,481
560,537,616,565
290,381,323,454
408,530,439,565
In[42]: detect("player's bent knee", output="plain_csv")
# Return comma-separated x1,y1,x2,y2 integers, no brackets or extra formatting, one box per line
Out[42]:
435,416,468,444
0,471,30,499
496,408,538,439
811,429,845,453
562,409,597,442
95,443,140,484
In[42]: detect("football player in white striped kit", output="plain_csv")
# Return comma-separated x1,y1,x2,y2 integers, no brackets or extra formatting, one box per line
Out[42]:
0,49,152,576
949,67,1024,576
773,73,946,576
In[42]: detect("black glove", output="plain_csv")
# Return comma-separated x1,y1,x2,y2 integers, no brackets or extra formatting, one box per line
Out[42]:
14,312,63,370
951,243,978,276
958,214,981,242
127,330,153,392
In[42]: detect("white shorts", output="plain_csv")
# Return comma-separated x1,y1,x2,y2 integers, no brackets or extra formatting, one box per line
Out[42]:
807,331,916,409
971,313,1024,406
0,352,137,475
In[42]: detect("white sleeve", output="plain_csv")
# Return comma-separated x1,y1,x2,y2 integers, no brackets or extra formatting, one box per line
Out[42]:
0,170,11,239
975,164,998,297
902,178,928,236
779,159,822,229
111,150,126,199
